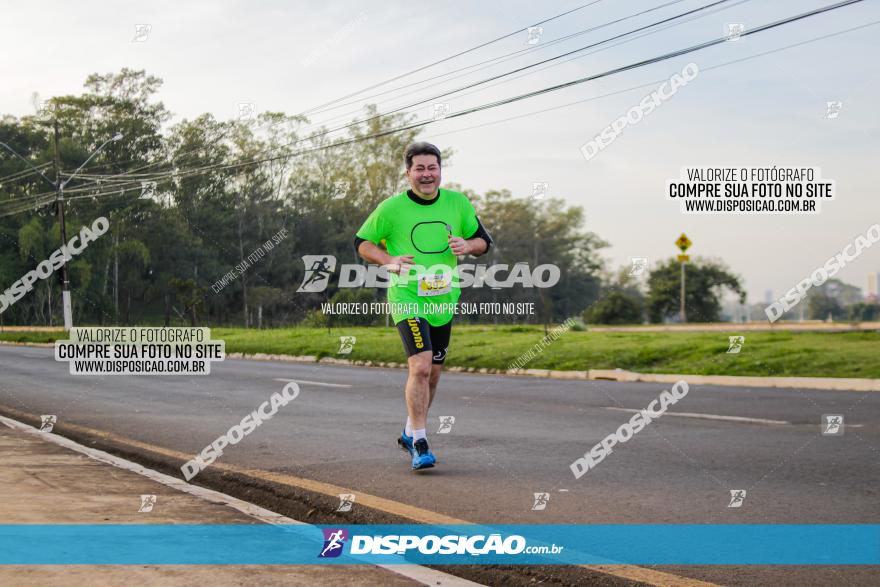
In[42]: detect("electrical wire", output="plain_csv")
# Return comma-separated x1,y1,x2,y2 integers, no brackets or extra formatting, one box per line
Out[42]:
2,0,866,216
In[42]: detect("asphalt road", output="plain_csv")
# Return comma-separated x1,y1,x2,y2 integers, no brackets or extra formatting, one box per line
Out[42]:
0,343,877,586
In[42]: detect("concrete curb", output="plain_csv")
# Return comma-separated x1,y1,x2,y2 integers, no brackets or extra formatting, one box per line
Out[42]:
225,352,880,392
586,321,880,332
0,340,54,348
585,369,880,392
2,342,874,391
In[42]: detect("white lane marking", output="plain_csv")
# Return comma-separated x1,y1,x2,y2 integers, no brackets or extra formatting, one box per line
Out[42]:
0,414,480,587
605,407,789,425
273,378,351,388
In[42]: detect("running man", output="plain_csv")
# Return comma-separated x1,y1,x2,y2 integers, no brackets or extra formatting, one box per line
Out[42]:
301,256,333,290
354,142,492,470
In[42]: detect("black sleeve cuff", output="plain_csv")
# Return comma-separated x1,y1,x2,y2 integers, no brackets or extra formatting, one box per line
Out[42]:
465,216,493,256
354,236,368,254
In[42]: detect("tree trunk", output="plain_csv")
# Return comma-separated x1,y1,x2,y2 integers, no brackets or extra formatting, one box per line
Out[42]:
102,258,109,294
113,235,119,323
238,214,249,328
192,260,199,326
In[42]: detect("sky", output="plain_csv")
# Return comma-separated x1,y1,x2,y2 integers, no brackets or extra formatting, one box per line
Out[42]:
2,0,879,305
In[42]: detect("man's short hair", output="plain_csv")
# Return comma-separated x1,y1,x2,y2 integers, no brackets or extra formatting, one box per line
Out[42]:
404,142,442,169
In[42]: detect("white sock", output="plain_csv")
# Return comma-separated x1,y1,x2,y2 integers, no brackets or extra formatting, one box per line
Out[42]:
413,428,427,442
405,417,413,437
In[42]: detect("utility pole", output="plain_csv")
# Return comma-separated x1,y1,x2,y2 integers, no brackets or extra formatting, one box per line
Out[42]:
53,121,73,331
675,233,692,324
680,261,686,323
2,125,121,331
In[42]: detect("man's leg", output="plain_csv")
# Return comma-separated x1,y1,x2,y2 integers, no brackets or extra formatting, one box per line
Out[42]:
395,317,439,469
405,351,433,432
426,318,452,411
404,350,437,469
428,363,442,409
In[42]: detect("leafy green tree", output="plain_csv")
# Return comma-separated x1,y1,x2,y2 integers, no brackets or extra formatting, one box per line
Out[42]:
806,293,843,321
0,69,612,328
452,189,606,323
848,301,880,321
647,258,745,323
585,290,644,324
17,217,57,324
586,265,646,324
169,278,204,326
111,238,150,324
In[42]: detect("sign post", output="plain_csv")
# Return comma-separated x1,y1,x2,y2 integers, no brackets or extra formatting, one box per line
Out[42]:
675,233,692,323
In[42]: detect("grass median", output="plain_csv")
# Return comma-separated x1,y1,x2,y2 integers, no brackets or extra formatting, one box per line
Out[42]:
3,325,879,379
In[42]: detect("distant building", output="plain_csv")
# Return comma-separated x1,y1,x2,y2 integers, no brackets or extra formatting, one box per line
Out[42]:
868,273,879,302
764,289,773,305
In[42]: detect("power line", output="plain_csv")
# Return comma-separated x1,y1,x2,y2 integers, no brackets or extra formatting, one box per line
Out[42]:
427,20,880,140
298,0,608,116
419,0,752,120
62,0,738,192
305,0,690,118
46,0,731,195
46,1,867,202
162,0,873,176
0,161,53,185
306,0,747,132
35,2,609,184
253,0,742,162
8,0,866,214
0,193,56,217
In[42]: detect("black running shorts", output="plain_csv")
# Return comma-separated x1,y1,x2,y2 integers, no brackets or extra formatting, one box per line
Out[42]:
395,317,453,364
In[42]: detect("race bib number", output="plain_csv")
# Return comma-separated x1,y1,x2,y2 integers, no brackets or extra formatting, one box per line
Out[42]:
417,272,451,297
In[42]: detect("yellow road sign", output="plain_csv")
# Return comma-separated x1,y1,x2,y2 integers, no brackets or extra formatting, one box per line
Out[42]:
677,254,690,262
675,233,692,252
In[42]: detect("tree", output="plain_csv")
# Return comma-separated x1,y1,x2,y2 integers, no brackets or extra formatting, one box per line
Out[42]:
169,278,205,326
586,266,646,324
585,290,644,324
111,238,150,324
0,69,613,327
249,286,285,328
456,188,606,323
848,301,880,321
806,279,860,321
647,258,745,323
17,217,57,325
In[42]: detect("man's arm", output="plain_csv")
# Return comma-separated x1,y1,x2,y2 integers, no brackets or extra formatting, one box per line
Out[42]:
448,236,487,256
356,240,413,274
449,215,492,257
356,240,392,265
469,237,488,255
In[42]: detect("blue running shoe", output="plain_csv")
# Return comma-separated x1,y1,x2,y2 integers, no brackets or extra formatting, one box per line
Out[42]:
411,438,436,470
397,430,414,456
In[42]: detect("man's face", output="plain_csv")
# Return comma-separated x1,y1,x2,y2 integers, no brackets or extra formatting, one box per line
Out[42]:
406,154,441,196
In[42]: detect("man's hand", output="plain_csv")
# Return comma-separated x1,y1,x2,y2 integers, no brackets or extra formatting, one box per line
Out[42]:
448,235,471,256
383,255,415,274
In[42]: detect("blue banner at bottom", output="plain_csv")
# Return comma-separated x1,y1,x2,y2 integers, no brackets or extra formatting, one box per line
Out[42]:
0,524,876,565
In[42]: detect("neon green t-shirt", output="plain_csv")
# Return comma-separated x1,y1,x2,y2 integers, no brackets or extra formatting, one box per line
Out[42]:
356,188,480,326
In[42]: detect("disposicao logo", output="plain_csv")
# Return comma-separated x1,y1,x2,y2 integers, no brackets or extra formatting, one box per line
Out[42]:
319,528,348,558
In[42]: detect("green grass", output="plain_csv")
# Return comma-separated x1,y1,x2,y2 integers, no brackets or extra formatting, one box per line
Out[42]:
0,331,65,344
5,325,879,379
